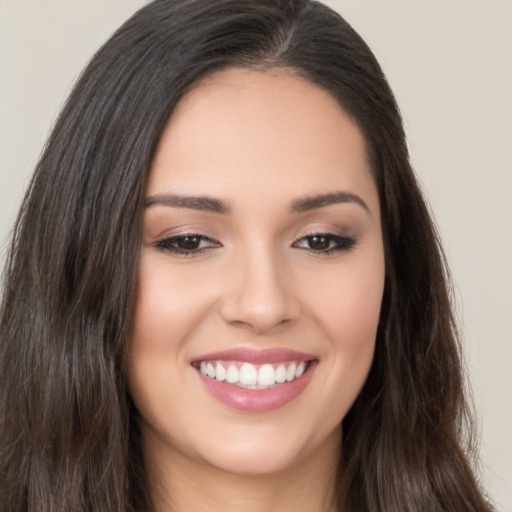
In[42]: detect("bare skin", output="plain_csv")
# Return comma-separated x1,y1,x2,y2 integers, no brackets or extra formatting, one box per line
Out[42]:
146,426,339,512
128,68,384,512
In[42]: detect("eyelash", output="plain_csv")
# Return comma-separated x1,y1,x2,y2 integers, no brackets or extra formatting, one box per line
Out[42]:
154,233,220,256
292,232,356,254
154,232,356,257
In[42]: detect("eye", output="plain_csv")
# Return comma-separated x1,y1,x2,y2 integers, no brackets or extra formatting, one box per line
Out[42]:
154,233,221,256
292,233,356,254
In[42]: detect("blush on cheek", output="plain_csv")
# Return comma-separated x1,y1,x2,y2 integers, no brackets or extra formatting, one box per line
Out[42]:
133,259,215,352
319,284,383,339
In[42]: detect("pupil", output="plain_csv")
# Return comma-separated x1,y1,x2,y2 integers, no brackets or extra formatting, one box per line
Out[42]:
178,236,200,250
308,235,330,251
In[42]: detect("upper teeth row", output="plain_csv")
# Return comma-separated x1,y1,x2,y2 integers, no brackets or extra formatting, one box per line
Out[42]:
199,361,307,388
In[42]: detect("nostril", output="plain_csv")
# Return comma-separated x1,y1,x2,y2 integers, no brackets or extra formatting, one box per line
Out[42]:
226,316,296,334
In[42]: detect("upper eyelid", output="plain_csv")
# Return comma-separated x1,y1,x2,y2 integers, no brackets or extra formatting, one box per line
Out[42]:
156,230,352,242
293,232,355,245
159,233,220,244
167,231,215,238
153,231,219,242
158,230,347,239
293,229,353,241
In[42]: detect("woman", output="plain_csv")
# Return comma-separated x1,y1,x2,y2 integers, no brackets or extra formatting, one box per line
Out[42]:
0,0,493,511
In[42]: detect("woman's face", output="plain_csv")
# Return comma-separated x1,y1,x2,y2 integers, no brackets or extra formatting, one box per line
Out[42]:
128,69,385,477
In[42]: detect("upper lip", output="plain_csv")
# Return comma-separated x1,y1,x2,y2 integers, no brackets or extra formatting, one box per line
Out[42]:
191,347,316,365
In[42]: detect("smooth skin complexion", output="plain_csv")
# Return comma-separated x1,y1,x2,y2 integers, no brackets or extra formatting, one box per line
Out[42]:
128,69,385,512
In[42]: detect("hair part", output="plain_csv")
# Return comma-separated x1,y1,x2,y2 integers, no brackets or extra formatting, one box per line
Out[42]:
0,1,492,511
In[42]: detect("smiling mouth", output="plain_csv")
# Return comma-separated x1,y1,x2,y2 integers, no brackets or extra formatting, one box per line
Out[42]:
192,360,312,389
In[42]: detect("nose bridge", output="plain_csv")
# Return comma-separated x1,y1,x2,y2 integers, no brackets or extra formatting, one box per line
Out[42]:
220,238,300,332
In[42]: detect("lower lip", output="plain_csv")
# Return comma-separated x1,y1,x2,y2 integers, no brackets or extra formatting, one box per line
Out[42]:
195,362,317,413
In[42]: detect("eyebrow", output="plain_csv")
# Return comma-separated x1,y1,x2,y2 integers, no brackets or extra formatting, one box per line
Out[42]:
144,190,370,215
291,191,370,214
145,194,231,214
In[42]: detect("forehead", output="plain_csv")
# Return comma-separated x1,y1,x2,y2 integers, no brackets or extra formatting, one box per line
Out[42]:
146,68,378,215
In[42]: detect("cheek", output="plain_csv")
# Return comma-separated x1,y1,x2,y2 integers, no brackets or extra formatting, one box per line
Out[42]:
127,256,210,446
300,248,384,414
307,251,385,346
127,256,209,420
131,254,216,351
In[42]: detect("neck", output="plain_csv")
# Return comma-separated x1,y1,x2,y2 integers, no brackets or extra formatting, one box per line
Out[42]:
143,427,341,512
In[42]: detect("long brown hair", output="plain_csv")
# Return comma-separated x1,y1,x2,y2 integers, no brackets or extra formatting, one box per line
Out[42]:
0,1,492,510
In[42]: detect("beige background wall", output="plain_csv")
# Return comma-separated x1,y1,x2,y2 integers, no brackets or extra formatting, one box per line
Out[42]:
1,1,510,509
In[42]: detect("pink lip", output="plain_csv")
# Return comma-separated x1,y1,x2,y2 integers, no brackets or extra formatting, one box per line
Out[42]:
191,347,315,365
191,348,318,413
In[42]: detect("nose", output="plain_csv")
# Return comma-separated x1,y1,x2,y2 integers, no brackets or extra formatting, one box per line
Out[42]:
219,245,301,334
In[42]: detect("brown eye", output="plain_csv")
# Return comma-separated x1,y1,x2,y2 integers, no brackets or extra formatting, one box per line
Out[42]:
176,236,202,251
306,235,331,251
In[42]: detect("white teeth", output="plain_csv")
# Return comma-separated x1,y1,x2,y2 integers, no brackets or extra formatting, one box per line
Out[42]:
286,362,296,382
206,362,216,379
226,365,239,383
197,360,310,387
239,363,258,385
296,362,306,378
275,364,286,383
258,364,275,386
215,363,226,381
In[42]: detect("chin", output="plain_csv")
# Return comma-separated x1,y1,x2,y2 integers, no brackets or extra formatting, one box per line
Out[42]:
184,420,342,477
203,443,302,476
